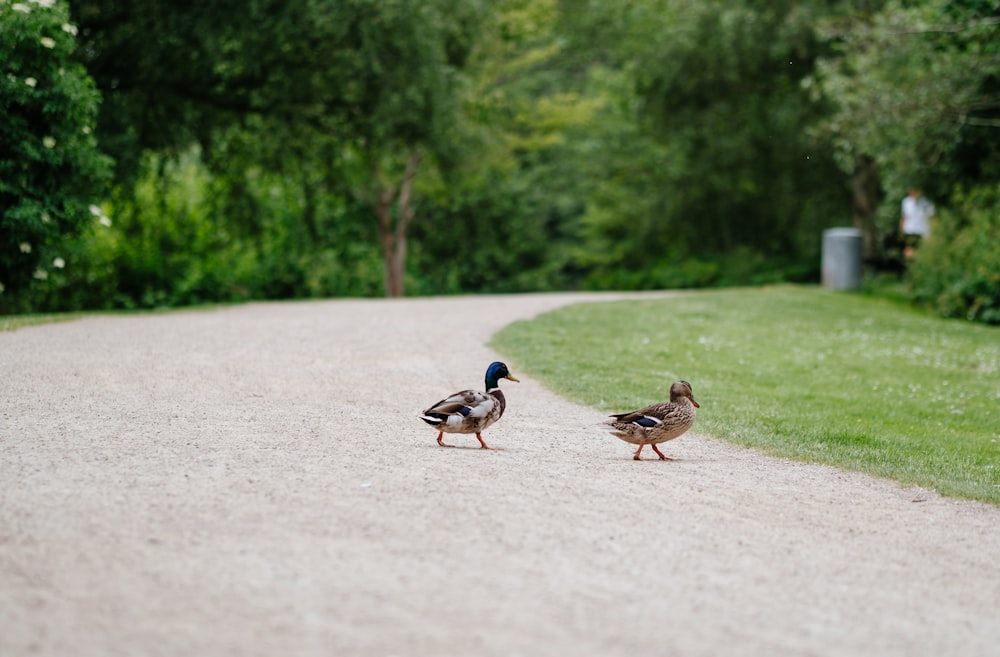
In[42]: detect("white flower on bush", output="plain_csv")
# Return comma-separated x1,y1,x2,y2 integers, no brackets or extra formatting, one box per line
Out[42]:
90,204,113,227
40,37,56,49
33,268,49,280
53,257,65,269
62,23,78,36
31,0,57,7
20,242,32,253
13,3,30,13
43,136,56,148
24,77,37,88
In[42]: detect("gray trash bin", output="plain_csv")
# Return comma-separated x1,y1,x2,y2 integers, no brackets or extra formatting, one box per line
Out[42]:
822,227,863,290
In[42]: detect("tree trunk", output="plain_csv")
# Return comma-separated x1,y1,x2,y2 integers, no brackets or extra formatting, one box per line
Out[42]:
850,154,880,261
375,187,398,296
302,176,319,246
374,150,422,297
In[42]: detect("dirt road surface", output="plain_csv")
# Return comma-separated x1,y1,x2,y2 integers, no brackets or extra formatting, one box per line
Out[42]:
3,293,999,657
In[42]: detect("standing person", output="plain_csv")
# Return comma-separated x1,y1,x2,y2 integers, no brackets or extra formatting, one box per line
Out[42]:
900,187,934,259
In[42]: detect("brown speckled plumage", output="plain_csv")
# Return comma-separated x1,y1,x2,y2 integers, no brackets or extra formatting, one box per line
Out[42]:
605,380,699,461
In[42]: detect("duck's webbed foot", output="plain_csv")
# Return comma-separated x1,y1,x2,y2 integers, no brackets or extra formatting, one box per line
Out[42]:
651,444,674,461
633,441,646,460
475,433,497,450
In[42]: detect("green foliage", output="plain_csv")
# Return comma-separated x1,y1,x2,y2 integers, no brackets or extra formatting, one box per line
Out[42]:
4,0,996,318
574,0,851,285
406,0,605,294
492,286,1000,504
814,0,1000,224
0,0,111,304
813,0,1000,325
25,149,384,311
408,172,579,294
71,0,491,298
907,183,1000,324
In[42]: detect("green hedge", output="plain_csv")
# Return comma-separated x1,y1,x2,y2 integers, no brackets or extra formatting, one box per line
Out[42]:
907,184,1000,325
10,150,385,312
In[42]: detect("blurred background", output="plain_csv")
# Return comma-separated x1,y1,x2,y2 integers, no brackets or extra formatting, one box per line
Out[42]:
2,0,998,323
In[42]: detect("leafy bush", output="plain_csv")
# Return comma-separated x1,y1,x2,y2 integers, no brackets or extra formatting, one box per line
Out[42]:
906,184,1000,324
0,0,111,307
22,148,387,311
581,245,815,292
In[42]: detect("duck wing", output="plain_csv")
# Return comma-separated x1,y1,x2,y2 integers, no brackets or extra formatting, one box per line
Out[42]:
610,401,663,424
422,389,496,420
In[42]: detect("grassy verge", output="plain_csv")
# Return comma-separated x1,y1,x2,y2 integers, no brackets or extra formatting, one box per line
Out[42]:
0,312,90,332
491,285,1000,504
0,302,234,332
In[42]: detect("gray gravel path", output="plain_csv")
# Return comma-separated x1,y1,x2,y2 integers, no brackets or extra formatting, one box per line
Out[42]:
2,293,999,657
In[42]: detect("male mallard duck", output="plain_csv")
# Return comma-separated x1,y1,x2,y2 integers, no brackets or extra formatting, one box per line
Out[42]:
420,361,519,449
605,380,699,461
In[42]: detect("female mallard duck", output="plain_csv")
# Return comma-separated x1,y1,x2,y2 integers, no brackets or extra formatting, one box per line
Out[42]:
420,361,519,449
605,380,699,461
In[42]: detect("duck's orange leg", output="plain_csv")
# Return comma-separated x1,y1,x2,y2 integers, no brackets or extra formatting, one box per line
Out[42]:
436,432,453,447
633,440,647,460
651,444,674,461
475,433,495,450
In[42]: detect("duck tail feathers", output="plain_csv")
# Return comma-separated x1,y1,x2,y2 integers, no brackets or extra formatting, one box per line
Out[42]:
419,414,444,427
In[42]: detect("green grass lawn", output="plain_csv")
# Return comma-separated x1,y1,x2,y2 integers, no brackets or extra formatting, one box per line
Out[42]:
0,312,89,332
491,285,1000,504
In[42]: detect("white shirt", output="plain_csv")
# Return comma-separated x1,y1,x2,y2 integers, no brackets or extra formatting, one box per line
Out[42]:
901,195,934,236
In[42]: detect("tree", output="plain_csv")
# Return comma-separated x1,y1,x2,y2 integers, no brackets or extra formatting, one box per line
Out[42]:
326,0,487,296
812,0,1000,323
69,0,487,298
815,0,1000,235
407,0,607,294
0,0,111,305
574,0,851,285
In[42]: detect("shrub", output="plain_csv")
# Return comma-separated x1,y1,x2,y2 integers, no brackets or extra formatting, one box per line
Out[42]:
0,0,112,308
24,148,388,310
906,184,1000,324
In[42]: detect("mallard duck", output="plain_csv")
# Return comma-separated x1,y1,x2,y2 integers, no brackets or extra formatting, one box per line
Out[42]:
420,361,519,449
605,380,699,461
